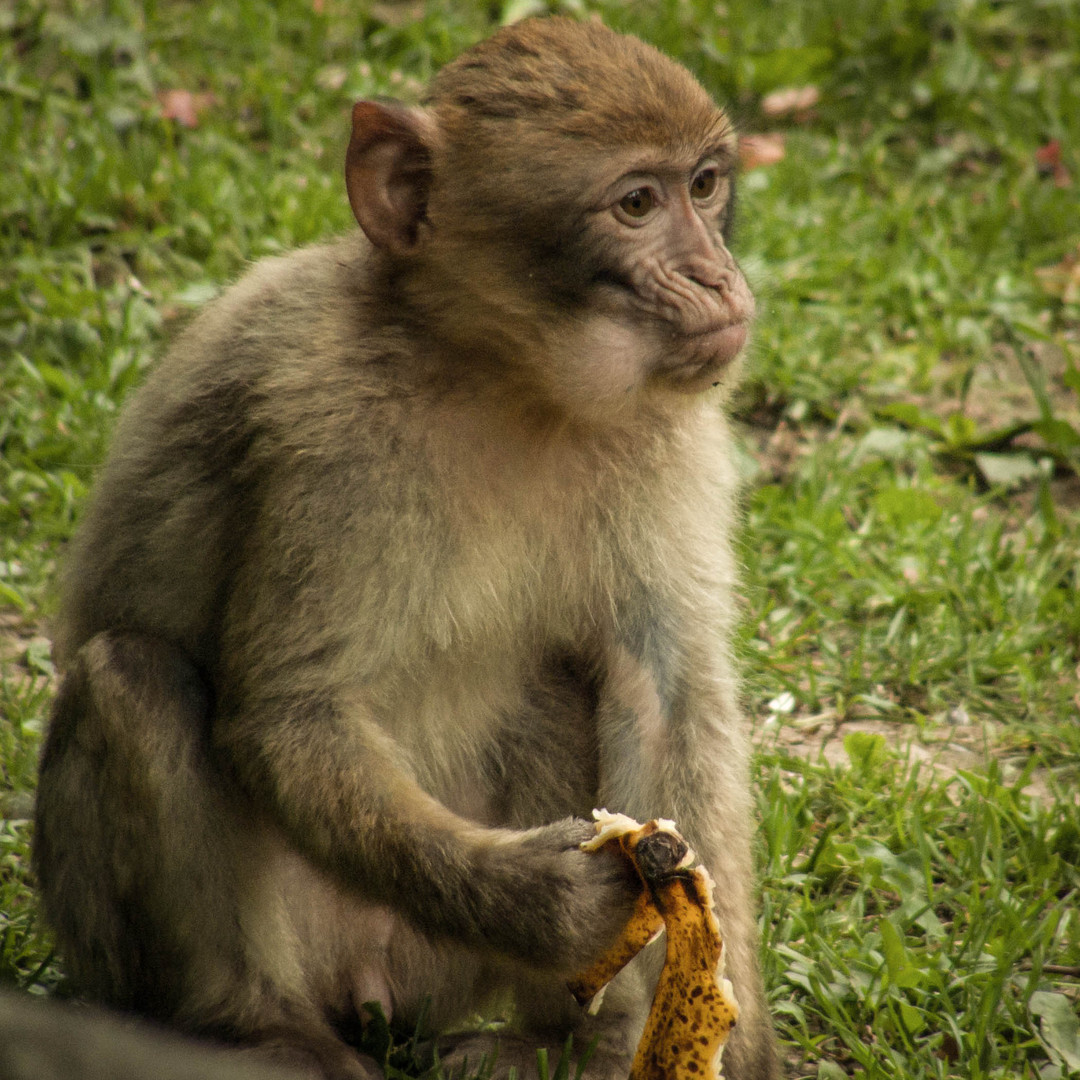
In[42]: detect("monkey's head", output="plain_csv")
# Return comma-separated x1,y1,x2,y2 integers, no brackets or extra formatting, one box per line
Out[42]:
346,17,753,421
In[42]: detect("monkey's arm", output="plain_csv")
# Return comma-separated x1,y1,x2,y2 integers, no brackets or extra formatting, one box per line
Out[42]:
594,632,752,868
213,681,638,970
594,430,751,876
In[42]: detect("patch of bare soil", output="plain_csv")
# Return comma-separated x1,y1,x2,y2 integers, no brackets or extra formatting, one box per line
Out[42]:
0,613,55,693
754,710,1067,804
0,616,53,819
962,339,1079,435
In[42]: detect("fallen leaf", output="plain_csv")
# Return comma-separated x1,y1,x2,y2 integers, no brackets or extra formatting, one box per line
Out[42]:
974,451,1042,489
156,89,215,129
1030,991,1080,1070
760,85,820,119
1034,140,1072,187
739,133,785,170
1035,140,1062,167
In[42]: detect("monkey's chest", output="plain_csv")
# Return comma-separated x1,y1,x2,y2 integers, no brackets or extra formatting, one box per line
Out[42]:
357,530,604,818
372,636,594,822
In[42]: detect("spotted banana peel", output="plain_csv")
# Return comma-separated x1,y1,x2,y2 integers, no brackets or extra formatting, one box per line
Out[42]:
568,811,740,1080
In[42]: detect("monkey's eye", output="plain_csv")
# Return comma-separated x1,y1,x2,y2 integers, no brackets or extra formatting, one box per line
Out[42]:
690,169,719,200
619,188,656,219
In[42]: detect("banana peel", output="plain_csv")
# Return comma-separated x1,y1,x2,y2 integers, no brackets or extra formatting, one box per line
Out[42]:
568,811,739,1080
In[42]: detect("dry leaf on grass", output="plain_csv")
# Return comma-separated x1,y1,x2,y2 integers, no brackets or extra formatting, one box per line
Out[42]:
760,86,820,119
739,134,785,170
156,90,216,129
1035,140,1072,188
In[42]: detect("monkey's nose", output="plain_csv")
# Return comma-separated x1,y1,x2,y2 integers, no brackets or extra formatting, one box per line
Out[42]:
681,262,726,292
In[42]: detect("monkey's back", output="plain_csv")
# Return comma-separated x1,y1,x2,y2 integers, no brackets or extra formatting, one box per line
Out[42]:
52,236,402,673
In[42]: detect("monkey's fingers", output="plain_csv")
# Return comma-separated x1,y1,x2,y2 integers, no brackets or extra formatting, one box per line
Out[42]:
629,868,739,1080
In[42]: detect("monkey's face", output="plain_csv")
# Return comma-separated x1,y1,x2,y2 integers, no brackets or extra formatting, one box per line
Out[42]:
408,136,754,419
347,17,755,421
496,138,753,420
581,144,754,396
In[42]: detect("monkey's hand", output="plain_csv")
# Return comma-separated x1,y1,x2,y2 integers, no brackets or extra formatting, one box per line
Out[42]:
490,817,641,972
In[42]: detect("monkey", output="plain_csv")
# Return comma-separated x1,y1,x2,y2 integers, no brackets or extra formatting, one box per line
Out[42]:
0,987,306,1080
34,16,778,1080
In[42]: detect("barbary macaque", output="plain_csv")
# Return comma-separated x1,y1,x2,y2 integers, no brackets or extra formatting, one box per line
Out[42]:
0,988,303,1080
34,16,778,1080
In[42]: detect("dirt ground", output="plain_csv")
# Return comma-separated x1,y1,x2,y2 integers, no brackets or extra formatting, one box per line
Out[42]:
0,613,52,693
755,706,1062,803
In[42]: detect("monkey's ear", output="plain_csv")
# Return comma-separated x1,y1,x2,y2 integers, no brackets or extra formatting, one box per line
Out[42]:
346,101,437,256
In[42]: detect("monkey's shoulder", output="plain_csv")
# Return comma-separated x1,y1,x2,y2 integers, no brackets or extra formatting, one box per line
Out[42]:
165,234,389,383
113,236,418,458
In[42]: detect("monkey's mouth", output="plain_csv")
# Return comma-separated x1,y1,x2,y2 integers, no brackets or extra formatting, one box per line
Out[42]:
661,321,748,383
688,321,748,361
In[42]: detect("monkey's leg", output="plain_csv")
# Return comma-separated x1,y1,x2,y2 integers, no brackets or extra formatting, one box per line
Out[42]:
34,631,380,1080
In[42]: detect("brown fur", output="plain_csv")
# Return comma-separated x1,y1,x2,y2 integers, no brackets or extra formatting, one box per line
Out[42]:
35,16,778,1080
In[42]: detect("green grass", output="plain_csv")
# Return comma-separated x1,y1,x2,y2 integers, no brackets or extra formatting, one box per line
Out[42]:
758,744,1080,1077
2,0,1079,1077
